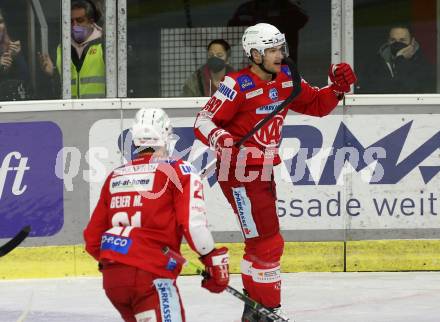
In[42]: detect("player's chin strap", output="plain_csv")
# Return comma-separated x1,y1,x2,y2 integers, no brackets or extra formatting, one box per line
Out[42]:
251,56,277,78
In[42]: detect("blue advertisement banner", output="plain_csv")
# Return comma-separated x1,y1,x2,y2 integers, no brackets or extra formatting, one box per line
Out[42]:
0,122,64,238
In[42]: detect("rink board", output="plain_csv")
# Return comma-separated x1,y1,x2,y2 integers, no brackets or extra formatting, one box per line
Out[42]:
89,113,440,234
0,99,439,277
1,240,440,279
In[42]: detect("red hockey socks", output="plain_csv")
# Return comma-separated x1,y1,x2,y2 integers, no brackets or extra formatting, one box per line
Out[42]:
251,260,281,308
240,258,255,298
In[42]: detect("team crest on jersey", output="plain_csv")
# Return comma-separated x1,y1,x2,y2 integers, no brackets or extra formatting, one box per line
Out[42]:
237,75,255,91
268,88,278,101
281,65,292,78
253,114,284,147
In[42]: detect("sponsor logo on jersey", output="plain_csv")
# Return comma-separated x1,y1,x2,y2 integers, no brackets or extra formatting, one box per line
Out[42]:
150,157,176,165
101,233,132,254
268,88,278,101
179,163,194,175
114,164,158,175
156,281,172,322
282,80,293,88
154,279,182,322
217,82,237,101
212,253,229,265
110,173,154,194
254,267,281,283
246,88,263,99
281,65,292,78
232,187,259,238
256,101,284,114
166,257,178,271
237,75,255,91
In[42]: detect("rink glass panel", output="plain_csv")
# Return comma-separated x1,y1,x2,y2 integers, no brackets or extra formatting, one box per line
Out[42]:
353,0,438,94
125,0,331,98
0,0,62,101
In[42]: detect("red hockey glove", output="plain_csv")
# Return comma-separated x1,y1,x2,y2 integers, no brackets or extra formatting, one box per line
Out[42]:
208,128,234,153
208,128,240,167
329,63,357,93
199,247,229,293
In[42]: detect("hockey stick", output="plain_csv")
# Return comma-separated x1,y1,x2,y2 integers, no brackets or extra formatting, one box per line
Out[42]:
162,246,289,322
0,225,31,257
199,57,302,179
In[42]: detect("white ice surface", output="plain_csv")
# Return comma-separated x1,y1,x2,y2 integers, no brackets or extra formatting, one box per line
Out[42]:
1,272,440,322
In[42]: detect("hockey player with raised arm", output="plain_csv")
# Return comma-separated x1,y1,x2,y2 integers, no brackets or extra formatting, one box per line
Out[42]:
194,23,357,321
84,108,229,322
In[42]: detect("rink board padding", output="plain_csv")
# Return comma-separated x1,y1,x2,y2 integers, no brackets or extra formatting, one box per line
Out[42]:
1,100,440,279
346,240,440,271
1,240,440,279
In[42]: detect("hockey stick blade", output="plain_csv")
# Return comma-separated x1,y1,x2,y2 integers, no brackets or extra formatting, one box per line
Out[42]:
198,57,302,179
0,225,31,257
162,246,290,322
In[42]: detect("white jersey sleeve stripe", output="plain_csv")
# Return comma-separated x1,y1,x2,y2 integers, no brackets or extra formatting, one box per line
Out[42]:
187,173,214,256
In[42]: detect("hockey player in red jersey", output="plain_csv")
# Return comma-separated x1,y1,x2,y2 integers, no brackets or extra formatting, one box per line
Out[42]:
194,23,357,321
84,108,229,322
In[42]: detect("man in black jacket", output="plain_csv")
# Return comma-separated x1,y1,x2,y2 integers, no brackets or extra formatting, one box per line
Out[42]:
358,25,436,94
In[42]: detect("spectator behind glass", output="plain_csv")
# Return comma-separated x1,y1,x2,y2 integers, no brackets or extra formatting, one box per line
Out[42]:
0,9,30,101
357,25,436,94
227,0,308,64
39,0,105,99
182,39,234,97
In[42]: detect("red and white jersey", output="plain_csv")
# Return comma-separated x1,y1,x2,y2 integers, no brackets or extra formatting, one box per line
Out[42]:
194,65,340,165
84,154,214,279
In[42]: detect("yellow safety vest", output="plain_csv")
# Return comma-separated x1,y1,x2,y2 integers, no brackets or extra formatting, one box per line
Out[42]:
56,43,106,99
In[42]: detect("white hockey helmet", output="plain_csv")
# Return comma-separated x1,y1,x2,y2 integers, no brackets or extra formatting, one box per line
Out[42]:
131,108,172,149
242,23,288,58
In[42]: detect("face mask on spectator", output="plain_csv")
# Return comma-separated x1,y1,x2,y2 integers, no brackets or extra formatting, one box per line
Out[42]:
71,25,92,43
390,42,408,56
207,56,226,72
